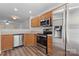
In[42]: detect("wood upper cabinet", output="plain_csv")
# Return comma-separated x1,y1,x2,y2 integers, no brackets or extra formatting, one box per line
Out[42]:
24,33,37,46
1,34,13,51
31,11,52,27
31,16,40,27
40,11,52,20
40,11,52,26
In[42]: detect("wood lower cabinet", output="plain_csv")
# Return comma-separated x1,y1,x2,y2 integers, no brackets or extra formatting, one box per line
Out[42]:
24,33,37,46
47,35,53,55
1,34,13,51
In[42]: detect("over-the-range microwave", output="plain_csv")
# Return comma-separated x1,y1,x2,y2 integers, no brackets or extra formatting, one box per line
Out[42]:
40,19,52,27
40,20,49,26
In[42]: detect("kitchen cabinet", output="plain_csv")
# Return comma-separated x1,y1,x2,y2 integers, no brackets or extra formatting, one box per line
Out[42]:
31,16,40,27
24,33,37,46
40,11,52,20
40,11,52,26
31,11,52,27
47,35,53,55
1,34,13,51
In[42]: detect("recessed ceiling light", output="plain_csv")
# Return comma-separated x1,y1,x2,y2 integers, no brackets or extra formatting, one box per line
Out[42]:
11,16,19,20
14,8,18,11
12,17,17,20
29,10,32,14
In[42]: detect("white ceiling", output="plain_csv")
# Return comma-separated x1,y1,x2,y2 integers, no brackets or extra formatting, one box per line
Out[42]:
0,3,61,23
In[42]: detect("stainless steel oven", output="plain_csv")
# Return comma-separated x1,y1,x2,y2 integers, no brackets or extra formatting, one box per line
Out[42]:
37,34,47,46
37,34,47,54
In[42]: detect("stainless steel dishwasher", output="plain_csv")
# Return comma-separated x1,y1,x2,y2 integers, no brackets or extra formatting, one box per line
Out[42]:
13,34,23,47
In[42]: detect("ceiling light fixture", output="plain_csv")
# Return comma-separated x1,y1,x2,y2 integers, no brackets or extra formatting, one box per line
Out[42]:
29,10,32,14
11,16,19,20
14,8,18,11
12,16,17,20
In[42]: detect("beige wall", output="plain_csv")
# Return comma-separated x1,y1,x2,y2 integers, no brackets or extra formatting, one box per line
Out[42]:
0,23,16,29
0,23,5,29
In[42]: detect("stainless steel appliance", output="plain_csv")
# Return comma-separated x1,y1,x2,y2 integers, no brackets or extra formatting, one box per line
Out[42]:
40,18,52,27
37,34,47,46
37,28,52,54
13,34,23,47
54,26,62,38
43,28,52,34
37,28,52,46
37,34,47,54
40,20,49,26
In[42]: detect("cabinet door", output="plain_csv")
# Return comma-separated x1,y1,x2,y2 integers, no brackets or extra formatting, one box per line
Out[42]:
31,16,40,27
24,34,36,46
1,34,13,51
40,11,52,19
47,36,53,55
40,11,52,26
